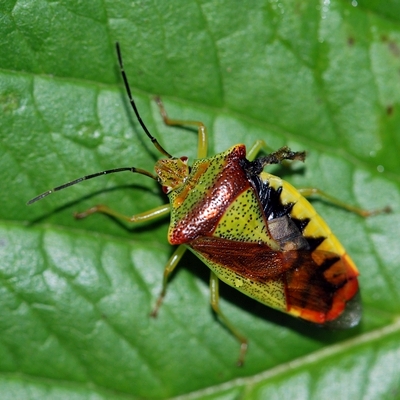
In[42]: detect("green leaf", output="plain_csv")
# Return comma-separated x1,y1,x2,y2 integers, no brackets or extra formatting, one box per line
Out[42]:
1,0,400,399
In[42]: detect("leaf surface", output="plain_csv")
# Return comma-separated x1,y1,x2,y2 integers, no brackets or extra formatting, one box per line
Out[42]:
1,1,400,399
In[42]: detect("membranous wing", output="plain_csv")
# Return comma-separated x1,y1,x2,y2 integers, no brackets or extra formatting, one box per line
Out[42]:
189,236,359,327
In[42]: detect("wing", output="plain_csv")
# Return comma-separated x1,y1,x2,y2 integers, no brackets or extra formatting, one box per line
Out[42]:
189,236,359,326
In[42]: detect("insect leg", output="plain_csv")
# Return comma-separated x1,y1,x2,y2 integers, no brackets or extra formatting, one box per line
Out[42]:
74,203,171,222
247,140,306,167
209,272,248,366
154,97,208,159
246,140,266,161
298,188,391,217
150,245,187,317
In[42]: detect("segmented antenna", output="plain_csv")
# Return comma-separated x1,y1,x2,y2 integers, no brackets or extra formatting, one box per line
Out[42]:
28,42,167,205
27,167,157,204
116,42,172,158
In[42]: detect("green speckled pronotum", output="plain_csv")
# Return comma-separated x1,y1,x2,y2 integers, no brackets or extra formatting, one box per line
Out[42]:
28,43,390,365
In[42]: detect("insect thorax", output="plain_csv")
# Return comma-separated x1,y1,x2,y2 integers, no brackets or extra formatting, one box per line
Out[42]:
166,145,280,248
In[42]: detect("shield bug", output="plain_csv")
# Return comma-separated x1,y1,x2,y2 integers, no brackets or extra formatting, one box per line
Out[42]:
28,43,390,365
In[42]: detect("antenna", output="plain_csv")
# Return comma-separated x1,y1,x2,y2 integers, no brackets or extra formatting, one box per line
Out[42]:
28,42,166,205
116,42,172,158
27,167,157,204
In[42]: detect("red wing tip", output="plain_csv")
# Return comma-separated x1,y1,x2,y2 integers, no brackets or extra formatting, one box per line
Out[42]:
322,291,362,329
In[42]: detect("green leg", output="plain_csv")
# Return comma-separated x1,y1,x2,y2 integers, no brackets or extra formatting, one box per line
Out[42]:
155,97,208,159
151,245,187,317
247,140,305,164
298,188,391,217
75,202,188,317
74,203,171,222
246,140,266,161
209,271,248,366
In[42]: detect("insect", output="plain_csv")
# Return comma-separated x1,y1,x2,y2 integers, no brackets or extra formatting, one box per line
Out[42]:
28,43,390,365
